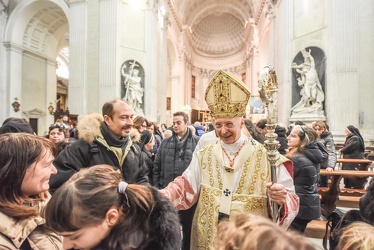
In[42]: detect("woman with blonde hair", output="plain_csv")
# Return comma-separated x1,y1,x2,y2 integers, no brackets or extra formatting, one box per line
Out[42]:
215,213,318,250
337,222,374,250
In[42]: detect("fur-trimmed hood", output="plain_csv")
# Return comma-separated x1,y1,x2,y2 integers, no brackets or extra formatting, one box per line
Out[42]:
76,113,140,144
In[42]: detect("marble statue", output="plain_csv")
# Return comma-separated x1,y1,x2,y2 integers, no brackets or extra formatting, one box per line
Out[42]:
291,49,324,113
122,61,144,114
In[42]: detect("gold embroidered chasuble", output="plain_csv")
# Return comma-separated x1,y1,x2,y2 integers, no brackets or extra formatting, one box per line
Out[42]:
191,140,270,249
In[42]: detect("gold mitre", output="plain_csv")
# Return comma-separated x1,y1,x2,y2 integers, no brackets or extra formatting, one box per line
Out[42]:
205,70,251,118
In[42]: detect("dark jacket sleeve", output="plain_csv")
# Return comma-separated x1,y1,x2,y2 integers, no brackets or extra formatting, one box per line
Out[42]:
152,143,163,188
50,140,90,192
325,139,337,169
134,145,150,185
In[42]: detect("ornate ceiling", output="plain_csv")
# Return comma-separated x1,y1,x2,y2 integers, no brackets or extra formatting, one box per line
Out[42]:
169,0,257,56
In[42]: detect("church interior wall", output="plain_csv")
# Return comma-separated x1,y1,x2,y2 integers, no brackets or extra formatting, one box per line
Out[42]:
22,53,48,134
1,0,373,145
357,0,374,132
2,0,68,131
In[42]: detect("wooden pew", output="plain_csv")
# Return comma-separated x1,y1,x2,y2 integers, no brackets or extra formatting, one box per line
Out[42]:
305,159,373,238
319,169,374,217
336,158,372,170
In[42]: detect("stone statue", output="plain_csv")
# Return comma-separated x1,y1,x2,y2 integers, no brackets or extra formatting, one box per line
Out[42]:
121,61,144,114
291,49,324,113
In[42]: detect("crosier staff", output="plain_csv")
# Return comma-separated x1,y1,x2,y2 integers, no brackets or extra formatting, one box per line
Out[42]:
258,65,280,223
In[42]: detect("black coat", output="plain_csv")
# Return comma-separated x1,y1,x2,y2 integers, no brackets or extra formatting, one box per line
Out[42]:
291,141,325,220
341,134,365,170
141,148,154,186
50,114,149,192
275,125,288,155
152,130,199,188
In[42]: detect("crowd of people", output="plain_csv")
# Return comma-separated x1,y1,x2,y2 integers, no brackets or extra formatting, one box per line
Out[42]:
0,70,373,250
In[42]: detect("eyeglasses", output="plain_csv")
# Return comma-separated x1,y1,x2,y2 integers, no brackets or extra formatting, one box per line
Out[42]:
49,123,66,130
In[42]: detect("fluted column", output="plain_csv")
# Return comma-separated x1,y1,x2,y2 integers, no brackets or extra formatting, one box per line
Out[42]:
275,0,292,124
46,58,58,125
68,0,88,115
0,2,8,121
98,0,118,104
158,20,168,123
4,42,23,118
169,75,180,117
327,0,358,140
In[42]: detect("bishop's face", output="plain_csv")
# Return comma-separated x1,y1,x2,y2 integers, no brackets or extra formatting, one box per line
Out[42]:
214,117,244,144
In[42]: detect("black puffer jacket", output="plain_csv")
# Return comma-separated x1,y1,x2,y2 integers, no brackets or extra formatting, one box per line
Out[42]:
50,114,149,192
152,129,199,188
291,141,325,220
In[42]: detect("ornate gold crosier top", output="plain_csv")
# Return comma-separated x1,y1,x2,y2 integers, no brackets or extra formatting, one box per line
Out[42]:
205,70,251,118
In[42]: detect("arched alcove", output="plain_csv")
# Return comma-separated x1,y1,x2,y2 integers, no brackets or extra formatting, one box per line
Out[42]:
291,46,326,111
3,0,69,134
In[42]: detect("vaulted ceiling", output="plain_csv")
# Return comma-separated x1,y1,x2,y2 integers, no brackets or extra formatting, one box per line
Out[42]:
169,0,257,57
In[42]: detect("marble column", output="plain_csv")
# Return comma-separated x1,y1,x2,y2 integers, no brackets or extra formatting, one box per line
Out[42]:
4,42,23,118
0,2,8,121
45,58,58,126
98,0,118,104
158,20,168,123
275,0,292,125
326,0,358,142
68,0,88,115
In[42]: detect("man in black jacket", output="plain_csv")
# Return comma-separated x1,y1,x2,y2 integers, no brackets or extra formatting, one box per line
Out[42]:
50,99,149,192
152,111,199,250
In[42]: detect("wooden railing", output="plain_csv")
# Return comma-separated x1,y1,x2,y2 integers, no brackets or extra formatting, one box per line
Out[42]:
336,158,373,170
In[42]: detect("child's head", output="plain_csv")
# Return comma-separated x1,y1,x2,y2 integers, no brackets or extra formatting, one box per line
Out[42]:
215,213,317,250
46,164,180,250
48,123,66,144
337,222,374,250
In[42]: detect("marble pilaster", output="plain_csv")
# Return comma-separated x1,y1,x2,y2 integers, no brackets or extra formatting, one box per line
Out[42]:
4,42,23,118
98,0,118,104
326,0,358,143
45,58,58,126
68,0,88,115
0,4,8,121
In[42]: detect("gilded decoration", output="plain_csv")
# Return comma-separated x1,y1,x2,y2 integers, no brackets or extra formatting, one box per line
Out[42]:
192,141,269,249
205,70,251,118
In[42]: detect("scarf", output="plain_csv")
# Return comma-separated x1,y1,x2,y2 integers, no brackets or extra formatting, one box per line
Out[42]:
174,128,190,160
100,122,129,149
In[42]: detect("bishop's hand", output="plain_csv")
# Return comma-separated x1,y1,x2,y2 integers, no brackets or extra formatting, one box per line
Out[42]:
266,182,287,206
